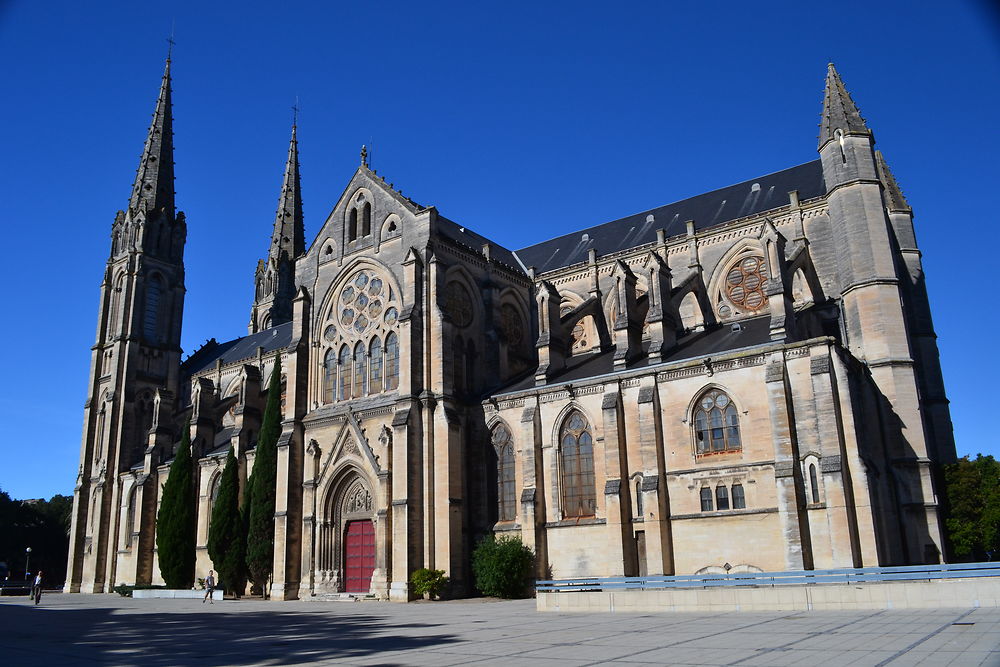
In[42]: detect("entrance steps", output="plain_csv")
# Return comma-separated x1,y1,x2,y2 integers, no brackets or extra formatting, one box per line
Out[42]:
307,592,377,602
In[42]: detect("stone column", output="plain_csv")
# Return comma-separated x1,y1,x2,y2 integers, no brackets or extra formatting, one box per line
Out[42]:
765,355,810,570
636,380,673,575
601,390,635,576
809,347,861,568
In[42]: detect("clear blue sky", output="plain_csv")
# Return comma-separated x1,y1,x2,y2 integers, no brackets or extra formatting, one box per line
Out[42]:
1,1,997,500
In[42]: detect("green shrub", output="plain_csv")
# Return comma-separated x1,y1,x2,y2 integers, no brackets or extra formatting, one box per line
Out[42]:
410,568,449,598
113,583,166,597
471,535,534,598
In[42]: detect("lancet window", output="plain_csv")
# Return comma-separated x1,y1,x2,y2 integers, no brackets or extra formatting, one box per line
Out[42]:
493,424,516,522
559,410,596,518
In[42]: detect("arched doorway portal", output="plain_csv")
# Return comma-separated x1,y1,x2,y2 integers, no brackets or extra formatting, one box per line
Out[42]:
317,472,376,594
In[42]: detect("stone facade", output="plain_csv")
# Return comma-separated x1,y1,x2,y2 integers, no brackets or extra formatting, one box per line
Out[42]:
66,62,955,600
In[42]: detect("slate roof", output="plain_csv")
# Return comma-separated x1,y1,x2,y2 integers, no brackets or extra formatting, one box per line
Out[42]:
495,316,773,395
182,321,293,377
514,161,825,274
436,215,525,274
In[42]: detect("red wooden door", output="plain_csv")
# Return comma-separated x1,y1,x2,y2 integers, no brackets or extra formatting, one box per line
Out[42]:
344,520,375,593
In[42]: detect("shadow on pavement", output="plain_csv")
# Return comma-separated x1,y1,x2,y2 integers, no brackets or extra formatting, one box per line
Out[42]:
0,599,458,666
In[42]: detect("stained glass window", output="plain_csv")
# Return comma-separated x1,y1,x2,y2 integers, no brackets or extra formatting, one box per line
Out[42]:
693,389,742,457
385,332,399,390
723,255,769,312
370,336,383,394
560,410,596,518
353,342,367,397
324,348,336,404
493,425,516,522
339,345,351,400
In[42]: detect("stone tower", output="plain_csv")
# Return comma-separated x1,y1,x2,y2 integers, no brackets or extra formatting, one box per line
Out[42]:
65,58,187,593
818,63,951,564
249,123,305,333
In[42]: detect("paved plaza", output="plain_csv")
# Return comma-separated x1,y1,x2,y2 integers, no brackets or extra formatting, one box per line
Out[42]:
2,593,999,666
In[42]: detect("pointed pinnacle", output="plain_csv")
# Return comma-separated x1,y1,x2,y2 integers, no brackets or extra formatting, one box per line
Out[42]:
875,150,911,212
819,63,870,150
128,59,175,215
270,123,305,260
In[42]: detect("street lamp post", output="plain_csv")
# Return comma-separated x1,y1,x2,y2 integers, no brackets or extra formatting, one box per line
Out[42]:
25,547,31,580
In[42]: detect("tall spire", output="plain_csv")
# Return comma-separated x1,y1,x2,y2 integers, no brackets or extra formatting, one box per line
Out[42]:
129,58,175,216
270,122,305,261
818,63,870,150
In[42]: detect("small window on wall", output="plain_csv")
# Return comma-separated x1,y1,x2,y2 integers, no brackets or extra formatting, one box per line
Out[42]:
809,464,820,504
732,483,746,509
693,388,742,457
716,485,729,510
700,487,713,512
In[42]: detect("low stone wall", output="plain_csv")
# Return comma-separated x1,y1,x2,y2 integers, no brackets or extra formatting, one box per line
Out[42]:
133,589,223,600
537,578,1000,613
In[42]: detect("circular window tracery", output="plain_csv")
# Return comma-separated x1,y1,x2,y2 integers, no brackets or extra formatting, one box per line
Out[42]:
336,269,392,337
445,281,473,328
722,255,769,313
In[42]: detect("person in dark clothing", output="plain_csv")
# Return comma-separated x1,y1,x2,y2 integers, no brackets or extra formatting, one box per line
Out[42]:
203,570,216,604
32,571,42,605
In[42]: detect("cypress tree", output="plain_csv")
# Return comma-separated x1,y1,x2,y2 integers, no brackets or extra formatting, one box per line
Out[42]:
156,423,196,589
246,356,282,596
207,446,245,597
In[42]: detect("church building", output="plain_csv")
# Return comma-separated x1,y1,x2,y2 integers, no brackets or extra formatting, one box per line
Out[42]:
65,59,955,600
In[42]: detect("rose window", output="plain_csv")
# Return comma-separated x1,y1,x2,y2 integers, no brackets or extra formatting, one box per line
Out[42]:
338,269,392,336
445,281,473,328
723,256,769,313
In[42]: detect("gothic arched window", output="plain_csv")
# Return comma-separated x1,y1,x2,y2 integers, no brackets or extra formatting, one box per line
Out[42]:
323,348,337,404
559,410,596,518
700,487,713,512
339,345,352,400
493,424,516,522
369,336,383,394
693,388,742,457
385,332,399,390
348,208,358,241
635,478,644,518
732,483,746,509
124,485,137,548
143,275,162,341
809,464,820,504
362,202,372,237
353,342,367,397
716,485,730,510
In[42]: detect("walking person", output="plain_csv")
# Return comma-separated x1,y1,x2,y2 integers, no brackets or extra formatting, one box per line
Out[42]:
203,570,215,604
32,571,42,605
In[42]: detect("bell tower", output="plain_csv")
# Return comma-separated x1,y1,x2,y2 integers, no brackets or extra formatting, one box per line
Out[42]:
66,57,187,593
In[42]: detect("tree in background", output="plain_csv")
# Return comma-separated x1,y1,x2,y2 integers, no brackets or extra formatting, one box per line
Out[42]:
207,446,245,597
943,454,1000,561
156,424,196,588
0,490,71,584
245,357,282,597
